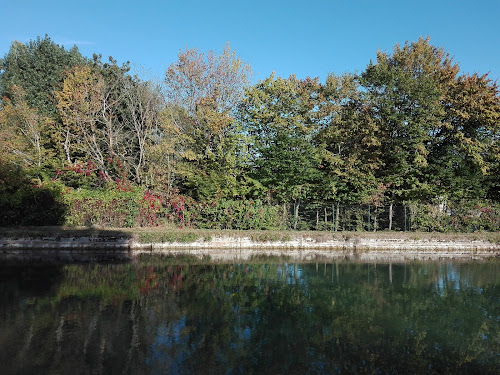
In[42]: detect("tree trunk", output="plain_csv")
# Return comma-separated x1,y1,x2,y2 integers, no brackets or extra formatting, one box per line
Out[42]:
332,204,335,231
336,204,340,232
389,202,393,230
342,206,345,231
404,205,407,231
368,205,371,231
64,128,72,164
293,201,300,230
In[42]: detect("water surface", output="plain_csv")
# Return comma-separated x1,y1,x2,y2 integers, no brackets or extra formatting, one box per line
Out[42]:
1,255,498,374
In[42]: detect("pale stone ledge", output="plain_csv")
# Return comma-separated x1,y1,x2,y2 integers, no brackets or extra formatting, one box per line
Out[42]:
1,235,497,262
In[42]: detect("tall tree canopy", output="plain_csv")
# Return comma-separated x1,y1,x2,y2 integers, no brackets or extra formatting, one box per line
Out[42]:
163,45,252,200
0,35,86,117
360,37,461,203
55,57,164,184
240,74,322,206
317,73,382,205
429,72,500,201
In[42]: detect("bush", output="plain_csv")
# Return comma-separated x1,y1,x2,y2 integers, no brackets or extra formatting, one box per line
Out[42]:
0,163,66,226
0,184,67,226
408,203,446,232
409,201,500,232
183,198,285,230
447,201,500,232
63,187,168,227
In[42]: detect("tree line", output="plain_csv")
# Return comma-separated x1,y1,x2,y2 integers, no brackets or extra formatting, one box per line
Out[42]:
0,35,498,230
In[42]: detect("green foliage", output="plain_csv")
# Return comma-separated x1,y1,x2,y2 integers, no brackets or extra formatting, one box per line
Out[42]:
427,73,500,202
0,36,87,173
0,161,66,225
61,186,173,228
249,231,291,242
241,74,322,204
1,35,499,232
62,187,140,227
360,37,458,202
52,181,286,230
0,35,86,117
185,198,285,230
409,201,500,232
317,73,381,204
408,202,447,232
163,45,252,200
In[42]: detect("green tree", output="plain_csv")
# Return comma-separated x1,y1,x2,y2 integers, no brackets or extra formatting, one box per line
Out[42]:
360,37,462,228
241,74,322,226
0,35,87,171
317,73,382,205
163,45,252,200
0,35,86,118
429,72,500,202
0,85,52,179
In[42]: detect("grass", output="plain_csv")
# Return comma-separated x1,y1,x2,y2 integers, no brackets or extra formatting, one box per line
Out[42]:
1,226,499,244
0,226,129,239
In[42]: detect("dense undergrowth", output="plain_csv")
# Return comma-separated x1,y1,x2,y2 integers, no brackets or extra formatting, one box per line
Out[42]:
1,176,499,233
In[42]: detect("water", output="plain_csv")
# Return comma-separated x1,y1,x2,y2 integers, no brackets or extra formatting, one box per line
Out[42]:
0,255,499,374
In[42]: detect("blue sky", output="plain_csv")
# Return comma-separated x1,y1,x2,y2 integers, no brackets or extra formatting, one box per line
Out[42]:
2,0,499,82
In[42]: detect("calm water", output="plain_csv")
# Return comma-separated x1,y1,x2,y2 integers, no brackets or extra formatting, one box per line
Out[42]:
0,255,499,374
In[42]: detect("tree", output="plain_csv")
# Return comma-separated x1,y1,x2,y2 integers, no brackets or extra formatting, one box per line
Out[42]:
55,66,104,166
0,35,87,171
0,35,86,118
0,86,48,176
429,72,500,201
240,74,322,226
55,57,164,184
89,55,132,170
163,45,252,200
316,73,382,205
360,38,460,209
121,75,164,184
165,44,251,116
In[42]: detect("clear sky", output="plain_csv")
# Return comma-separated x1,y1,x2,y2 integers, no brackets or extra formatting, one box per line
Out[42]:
2,0,499,82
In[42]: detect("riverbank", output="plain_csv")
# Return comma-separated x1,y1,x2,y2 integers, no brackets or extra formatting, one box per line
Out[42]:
0,227,498,262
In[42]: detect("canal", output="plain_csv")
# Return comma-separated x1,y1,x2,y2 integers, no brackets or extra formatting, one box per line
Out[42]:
1,254,498,374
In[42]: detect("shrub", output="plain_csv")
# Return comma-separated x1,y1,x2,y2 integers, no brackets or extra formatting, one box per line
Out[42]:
184,199,285,230
0,163,66,226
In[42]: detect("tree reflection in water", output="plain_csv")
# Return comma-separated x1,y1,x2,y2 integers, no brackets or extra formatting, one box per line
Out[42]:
0,256,498,374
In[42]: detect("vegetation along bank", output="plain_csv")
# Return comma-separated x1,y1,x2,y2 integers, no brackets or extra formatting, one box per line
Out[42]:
1,36,499,232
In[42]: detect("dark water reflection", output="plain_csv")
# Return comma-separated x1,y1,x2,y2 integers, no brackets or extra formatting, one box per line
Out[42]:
0,255,499,374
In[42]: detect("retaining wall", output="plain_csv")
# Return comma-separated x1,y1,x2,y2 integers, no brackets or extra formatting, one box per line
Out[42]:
1,235,498,262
